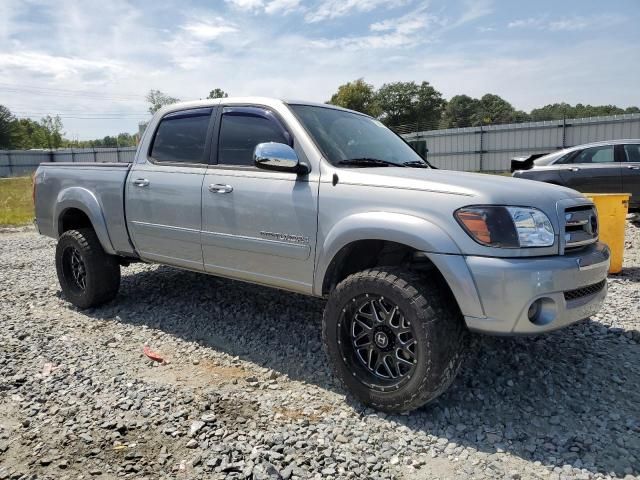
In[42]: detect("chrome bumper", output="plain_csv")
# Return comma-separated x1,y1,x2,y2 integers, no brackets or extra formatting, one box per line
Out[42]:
463,242,610,335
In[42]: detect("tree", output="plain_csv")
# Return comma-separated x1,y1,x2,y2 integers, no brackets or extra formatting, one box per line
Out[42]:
207,88,229,99
146,89,180,114
40,115,64,149
376,81,445,127
441,95,479,128
471,93,528,125
0,105,16,149
327,78,379,116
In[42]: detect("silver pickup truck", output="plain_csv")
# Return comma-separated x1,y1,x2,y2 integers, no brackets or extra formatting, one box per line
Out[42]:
34,97,610,412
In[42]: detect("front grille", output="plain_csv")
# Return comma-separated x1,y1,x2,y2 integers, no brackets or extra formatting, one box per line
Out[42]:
564,279,606,301
563,205,598,251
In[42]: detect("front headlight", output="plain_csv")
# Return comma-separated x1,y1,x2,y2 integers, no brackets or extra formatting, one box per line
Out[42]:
454,206,555,248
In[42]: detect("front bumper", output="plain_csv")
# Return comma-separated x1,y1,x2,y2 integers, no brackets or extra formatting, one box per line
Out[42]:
463,242,610,335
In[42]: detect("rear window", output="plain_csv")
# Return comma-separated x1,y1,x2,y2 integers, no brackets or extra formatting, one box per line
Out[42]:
150,108,212,163
624,144,640,163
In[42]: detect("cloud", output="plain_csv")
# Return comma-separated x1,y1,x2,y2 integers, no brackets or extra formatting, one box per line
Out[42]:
181,19,238,41
0,51,124,80
508,14,625,32
305,0,407,23
225,0,264,11
455,0,492,26
264,0,301,15
308,7,437,50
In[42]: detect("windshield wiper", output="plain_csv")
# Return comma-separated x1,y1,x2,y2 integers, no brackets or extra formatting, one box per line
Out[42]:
403,161,430,168
337,158,405,168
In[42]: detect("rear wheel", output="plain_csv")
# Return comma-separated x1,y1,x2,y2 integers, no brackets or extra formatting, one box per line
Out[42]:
323,268,466,412
55,228,120,309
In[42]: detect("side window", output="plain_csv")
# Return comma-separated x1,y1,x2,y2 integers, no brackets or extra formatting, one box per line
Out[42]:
218,111,289,166
571,145,614,164
624,144,640,163
150,109,212,164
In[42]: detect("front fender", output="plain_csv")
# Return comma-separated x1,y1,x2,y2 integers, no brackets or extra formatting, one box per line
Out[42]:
314,211,461,295
54,187,115,255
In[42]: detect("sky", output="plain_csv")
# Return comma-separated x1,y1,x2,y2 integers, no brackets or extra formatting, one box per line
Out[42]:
0,0,638,140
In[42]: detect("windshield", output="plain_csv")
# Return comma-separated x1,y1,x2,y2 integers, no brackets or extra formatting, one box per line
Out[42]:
288,104,428,168
534,149,572,166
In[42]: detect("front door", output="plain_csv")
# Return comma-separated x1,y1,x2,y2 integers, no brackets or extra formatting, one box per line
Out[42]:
558,144,621,194
201,106,318,293
622,143,640,209
126,107,214,271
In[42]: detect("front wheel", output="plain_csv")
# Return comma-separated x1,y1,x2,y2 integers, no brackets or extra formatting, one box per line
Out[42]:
55,228,121,309
323,268,466,413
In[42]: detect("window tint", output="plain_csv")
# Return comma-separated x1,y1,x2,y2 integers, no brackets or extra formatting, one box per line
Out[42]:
150,110,211,163
218,113,288,166
572,146,614,164
624,144,640,163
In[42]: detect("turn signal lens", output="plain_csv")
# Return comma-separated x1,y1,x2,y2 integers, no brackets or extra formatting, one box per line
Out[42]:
455,209,491,244
454,206,520,248
455,206,555,248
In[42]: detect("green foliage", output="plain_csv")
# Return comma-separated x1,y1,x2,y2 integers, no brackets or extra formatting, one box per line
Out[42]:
441,95,479,128
530,103,640,121
0,176,33,226
328,78,379,116
146,89,180,114
0,105,17,149
207,88,229,99
376,81,445,127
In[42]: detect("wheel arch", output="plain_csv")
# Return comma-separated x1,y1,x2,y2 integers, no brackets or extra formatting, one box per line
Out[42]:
315,212,484,318
54,187,116,255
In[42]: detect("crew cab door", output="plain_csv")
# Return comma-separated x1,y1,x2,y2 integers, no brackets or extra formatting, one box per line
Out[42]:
558,144,622,193
201,106,318,294
126,107,216,271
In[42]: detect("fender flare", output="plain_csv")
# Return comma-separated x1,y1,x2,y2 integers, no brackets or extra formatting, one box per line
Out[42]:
313,211,462,296
54,187,116,255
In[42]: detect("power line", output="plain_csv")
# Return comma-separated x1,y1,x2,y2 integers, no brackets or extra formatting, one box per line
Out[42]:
0,86,147,102
15,115,149,120
0,81,146,99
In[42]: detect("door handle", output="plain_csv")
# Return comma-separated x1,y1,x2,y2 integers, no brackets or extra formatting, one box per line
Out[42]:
208,184,233,194
569,167,580,172
133,178,150,187
627,165,640,170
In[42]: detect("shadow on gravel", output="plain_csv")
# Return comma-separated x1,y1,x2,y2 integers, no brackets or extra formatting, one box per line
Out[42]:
88,265,639,478
614,266,640,282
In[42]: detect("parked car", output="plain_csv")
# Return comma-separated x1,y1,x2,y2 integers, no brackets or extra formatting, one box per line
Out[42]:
33,97,610,412
512,140,639,210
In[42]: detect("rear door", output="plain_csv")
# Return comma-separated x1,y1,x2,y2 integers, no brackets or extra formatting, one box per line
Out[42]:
200,105,319,294
558,144,622,193
622,143,640,208
126,107,215,271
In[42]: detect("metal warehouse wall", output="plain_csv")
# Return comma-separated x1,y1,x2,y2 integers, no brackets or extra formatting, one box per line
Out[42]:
402,113,640,172
0,147,137,177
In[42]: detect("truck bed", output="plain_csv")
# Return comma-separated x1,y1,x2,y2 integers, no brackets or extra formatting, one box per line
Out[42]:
35,162,136,256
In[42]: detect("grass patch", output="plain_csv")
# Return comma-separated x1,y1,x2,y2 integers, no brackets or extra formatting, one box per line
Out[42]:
0,176,34,226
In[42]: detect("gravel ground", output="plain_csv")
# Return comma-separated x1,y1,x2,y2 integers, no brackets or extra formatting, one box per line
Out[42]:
0,219,639,480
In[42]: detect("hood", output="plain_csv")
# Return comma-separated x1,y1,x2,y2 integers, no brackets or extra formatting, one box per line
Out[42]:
336,167,585,206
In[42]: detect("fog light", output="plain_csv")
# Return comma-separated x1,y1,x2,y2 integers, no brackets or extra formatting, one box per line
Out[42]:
527,297,557,326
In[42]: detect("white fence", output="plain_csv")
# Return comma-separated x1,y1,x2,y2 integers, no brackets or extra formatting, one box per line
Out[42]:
402,113,640,172
0,147,137,177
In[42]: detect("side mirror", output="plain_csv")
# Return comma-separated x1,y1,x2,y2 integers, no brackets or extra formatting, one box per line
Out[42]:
254,142,308,174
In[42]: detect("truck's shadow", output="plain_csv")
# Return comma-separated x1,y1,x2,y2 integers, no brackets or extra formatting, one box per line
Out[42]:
92,265,639,477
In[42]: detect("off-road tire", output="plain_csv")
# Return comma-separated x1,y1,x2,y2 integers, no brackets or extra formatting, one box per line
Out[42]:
55,228,120,309
323,267,467,413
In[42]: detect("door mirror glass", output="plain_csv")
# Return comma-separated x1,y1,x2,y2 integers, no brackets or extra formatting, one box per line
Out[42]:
254,142,307,174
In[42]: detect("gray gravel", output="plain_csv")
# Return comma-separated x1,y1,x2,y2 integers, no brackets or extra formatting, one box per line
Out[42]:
0,218,639,480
